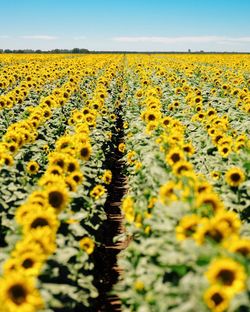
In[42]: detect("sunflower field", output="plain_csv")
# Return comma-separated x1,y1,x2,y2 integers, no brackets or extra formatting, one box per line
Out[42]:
0,53,249,312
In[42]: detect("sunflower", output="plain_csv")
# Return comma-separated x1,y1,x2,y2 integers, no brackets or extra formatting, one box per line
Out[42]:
166,147,185,167
212,131,224,145
23,227,56,256
79,237,95,255
146,121,158,134
75,124,89,136
122,196,134,223
46,164,64,177
195,180,213,194
213,211,241,234
195,104,203,113
176,214,201,241
2,258,19,275
16,250,44,276
173,160,193,176
135,89,144,99
102,170,112,185
161,116,172,128
82,107,91,115
46,184,69,213
0,273,44,312
48,152,67,170
134,161,142,171
23,206,59,234
43,107,52,119
11,239,44,260
101,108,108,115
194,95,202,105
204,285,231,312
207,108,216,118
90,185,106,200
226,237,250,257
15,204,39,226
0,153,14,166
144,109,161,123
118,143,126,153
55,136,72,152
225,167,245,187
7,142,19,154
66,158,80,173
218,144,231,158
210,171,220,180
234,142,245,152
38,174,66,188
109,113,117,121
168,103,174,111
159,181,177,204
77,142,91,161
42,144,49,153
183,143,195,155
85,113,96,126
65,176,78,192
236,134,247,144
196,192,224,215
147,197,157,209
194,218,228,245
72,111,85,123
69,171,84,185
208,127,217,136
133,280,145,292
205,258,246,294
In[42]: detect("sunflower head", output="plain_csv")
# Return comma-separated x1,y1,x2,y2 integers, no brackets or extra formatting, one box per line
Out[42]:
0,273,44,311
196,192,224,215
46,184,69,213
226,237,250,257
176,214,201,241
90,185,106,200
159,181,177,204
166,147,185,167
26,160,39,175
0,153,14,166
204,285,231,312
173,160,193,177
205,258,246,295
65,176,78,192
194,218,228,245
23,206,59,235
102,170,112,185
78,143,92,161
225,167,245,187
118,143,126,153
79,237,95,255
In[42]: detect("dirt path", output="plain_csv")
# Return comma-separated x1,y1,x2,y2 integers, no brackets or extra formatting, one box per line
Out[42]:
92,102,127,312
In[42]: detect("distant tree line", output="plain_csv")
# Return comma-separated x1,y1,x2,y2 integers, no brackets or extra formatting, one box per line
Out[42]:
0,49,249,54
0,48,90,54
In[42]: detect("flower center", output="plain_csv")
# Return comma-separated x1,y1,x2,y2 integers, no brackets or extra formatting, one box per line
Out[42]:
171,153,181,163
230,173,240,182
8,284,27,305
49,191,63,209
31,217,49,228
22,258,34,269
217,269,235,286
211,292,224,306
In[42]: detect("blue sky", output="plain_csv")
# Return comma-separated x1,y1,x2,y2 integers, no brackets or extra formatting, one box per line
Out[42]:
0,0,250,51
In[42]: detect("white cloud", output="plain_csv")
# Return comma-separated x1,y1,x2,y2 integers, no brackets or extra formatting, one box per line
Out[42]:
20,35,59,40
225,37,250,42
73,36,86,40
112,36,250,44
0,35,10,39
